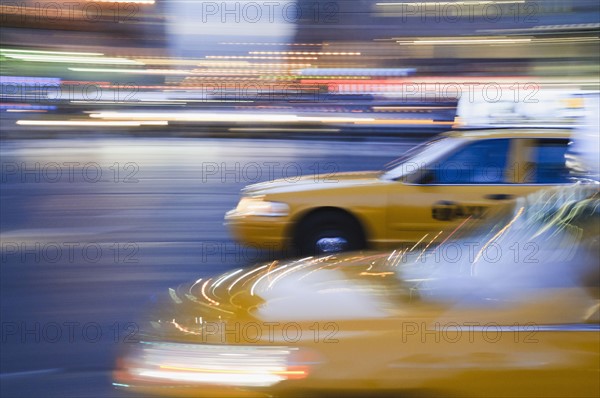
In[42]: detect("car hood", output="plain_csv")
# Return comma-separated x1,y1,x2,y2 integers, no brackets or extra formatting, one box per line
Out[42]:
182,253,406,319
145,241,598,345
145,252,414,342
149,186,600,342
241,171,383,196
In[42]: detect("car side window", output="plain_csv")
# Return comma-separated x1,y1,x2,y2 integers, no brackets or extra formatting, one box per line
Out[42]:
530,139,571,183
430,139,510,184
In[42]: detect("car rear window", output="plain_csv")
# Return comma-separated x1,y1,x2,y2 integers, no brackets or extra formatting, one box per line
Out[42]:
532,139,571,183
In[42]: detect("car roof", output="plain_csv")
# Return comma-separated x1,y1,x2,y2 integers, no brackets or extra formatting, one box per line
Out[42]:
442,128,572,140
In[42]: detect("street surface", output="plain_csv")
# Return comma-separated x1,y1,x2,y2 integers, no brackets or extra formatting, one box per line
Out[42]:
0,136,420,397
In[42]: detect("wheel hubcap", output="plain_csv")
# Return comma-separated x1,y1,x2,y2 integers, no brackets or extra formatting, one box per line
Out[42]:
316,237,348,253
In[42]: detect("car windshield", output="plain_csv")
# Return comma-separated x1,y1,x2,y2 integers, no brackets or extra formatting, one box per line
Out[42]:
381,136,464,180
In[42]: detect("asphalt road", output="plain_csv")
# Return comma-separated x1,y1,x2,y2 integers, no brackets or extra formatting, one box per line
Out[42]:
0,136,421,398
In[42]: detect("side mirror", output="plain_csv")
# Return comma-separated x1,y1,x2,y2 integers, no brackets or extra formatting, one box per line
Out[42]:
396,168,437,184
416,170,436,185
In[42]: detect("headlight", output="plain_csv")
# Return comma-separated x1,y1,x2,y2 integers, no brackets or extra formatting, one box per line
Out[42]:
232,198,289,217
117,341,314,387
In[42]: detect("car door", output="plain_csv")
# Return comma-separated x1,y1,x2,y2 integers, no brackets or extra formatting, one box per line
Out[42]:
386,138,551,245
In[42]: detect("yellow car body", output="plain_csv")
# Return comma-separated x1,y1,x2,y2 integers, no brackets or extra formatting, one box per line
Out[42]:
115,191,600,397
226,129,577,254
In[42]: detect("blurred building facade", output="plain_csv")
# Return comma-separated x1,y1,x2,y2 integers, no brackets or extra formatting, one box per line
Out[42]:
293,0,600,75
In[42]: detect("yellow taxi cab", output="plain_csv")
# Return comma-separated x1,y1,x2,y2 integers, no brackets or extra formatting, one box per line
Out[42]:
115,188,600,397
226,129,578,255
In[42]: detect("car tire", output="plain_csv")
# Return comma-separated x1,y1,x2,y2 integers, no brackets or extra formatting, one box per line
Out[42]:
295,211,366,256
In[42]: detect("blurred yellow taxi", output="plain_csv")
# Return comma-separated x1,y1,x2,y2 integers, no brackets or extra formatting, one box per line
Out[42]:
226,129,577,254
115,190,600,397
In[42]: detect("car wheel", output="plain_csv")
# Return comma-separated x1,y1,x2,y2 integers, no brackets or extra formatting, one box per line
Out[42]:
295,211,366,256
